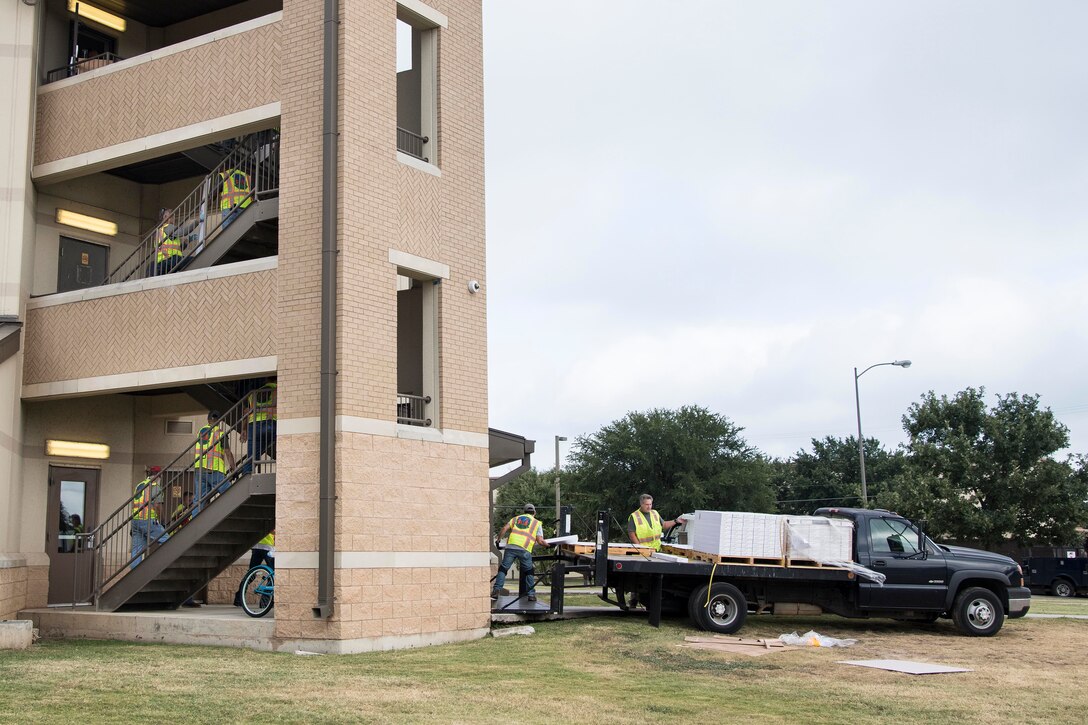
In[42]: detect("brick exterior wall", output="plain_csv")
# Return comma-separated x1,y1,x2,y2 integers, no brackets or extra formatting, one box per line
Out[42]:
0,564,48,620
34,21,281,165
22,269,277,385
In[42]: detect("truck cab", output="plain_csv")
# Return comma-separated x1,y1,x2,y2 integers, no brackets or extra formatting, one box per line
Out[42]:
815,507,1031,632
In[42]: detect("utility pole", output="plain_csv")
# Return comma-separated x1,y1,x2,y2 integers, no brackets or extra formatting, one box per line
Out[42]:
554,435,567,525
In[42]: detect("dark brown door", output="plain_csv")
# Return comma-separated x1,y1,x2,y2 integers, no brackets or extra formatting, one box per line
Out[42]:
46,466,100,604
57,237,109,293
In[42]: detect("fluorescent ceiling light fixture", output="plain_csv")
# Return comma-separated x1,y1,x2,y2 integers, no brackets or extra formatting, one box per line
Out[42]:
46,439,111,460
56,209,118,236
67,1,126,33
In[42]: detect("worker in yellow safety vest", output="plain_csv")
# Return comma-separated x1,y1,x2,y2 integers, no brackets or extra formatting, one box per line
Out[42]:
239,381,276,475
153,208,184,276
130,466,167,568
627,493,683,552
234,531,275,607
193,410,236,515
491,504,553,603
218,166,252,231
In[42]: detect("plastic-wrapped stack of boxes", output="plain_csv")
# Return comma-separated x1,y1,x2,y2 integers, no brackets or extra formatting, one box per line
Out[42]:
784,516,854,562
692,511,785,559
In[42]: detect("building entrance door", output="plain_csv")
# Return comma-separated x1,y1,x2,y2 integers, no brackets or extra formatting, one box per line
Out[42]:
57,237,109,293
46,466,100,604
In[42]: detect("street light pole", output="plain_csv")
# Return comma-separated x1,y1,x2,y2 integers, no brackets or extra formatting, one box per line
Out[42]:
854,359,912,508
554,435,567,524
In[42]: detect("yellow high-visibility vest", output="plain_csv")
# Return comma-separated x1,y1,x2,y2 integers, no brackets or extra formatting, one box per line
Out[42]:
132,478,159,521
156,224,182,263
506,514,542,553
258,532,274,547
629,509,663,551
247,383,277,424
219,169,253,211
194,424,228,473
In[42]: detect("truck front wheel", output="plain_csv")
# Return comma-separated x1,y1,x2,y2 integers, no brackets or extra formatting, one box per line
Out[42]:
951,587,1003,636
690,582,747,634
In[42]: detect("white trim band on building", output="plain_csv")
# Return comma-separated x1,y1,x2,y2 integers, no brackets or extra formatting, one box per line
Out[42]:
277,416,489,448
22,356,277,400
276,551,490,569
32,103,281,184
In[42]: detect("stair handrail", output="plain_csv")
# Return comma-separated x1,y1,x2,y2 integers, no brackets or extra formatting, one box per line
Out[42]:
101,132,280,287
83,390,277,606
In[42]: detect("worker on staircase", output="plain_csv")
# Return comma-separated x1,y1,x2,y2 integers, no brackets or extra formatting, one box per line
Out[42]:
240,381,276,475
130,466,167,568
152,208,184,276
193,410,236,515
218,164,253,232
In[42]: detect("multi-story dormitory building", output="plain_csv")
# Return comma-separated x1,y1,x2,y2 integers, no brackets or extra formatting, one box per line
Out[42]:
0,0,525,653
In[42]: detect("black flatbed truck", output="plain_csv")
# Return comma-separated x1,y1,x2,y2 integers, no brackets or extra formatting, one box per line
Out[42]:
549,507,1031,637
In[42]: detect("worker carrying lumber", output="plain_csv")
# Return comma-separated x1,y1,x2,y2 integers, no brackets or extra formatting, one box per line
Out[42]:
627,493,683,552
492,504,553,603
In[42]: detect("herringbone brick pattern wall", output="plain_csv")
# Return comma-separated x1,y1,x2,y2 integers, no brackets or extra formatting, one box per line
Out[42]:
23,270,277,384
35,22,281,165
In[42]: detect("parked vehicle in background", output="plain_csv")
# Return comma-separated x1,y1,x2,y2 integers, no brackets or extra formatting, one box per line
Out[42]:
1023,551,1088,597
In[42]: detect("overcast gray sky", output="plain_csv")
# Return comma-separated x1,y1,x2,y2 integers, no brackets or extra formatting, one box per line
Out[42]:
482,1,1088,468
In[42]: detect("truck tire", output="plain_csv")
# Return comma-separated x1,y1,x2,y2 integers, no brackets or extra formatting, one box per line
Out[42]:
951,587,1003,637
1051,579,1075,598
690,582,747,634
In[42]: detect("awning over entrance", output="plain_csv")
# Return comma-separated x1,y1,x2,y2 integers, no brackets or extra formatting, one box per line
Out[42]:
488,427,535,470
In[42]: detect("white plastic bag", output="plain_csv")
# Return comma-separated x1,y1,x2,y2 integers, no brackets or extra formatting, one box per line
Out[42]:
779,630,857,647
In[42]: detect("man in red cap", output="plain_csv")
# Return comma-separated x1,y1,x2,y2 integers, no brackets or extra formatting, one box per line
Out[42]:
130,466,167,568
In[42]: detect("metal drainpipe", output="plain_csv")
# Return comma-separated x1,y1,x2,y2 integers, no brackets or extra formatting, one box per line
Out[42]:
313,0,339,620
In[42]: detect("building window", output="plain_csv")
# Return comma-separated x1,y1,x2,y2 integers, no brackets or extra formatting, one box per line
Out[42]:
396,3,443,165
396,273,439,427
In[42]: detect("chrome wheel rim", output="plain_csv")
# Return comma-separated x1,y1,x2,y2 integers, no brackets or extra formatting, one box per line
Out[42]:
966,598,994,628
708,595,738,626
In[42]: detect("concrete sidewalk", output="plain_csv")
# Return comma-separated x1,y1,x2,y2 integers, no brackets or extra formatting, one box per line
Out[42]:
21,604,275,650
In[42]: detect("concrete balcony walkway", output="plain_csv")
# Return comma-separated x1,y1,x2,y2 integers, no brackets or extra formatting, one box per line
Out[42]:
20,605,274,650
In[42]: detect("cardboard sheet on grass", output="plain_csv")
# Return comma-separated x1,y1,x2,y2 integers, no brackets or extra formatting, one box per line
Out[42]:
839,659,972,675
679,636,795,657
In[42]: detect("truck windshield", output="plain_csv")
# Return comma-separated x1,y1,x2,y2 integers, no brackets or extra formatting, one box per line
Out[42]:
870,517,924,556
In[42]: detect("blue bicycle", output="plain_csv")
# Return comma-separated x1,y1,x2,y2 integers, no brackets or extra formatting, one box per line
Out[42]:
239,563,274,618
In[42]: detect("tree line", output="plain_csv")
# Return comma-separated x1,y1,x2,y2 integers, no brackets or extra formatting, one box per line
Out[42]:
495,388,1088,550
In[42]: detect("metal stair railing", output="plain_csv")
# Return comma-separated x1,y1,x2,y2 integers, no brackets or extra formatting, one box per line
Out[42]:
102,132,280,287
79,391,277,606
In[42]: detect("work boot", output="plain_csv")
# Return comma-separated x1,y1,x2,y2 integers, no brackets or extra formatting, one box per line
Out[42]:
490,589,499,600
527,594,537,602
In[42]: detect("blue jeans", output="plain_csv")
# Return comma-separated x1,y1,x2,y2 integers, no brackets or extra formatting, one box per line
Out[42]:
194,469,228,515
494,547,535,596
240,420,276,475
130,519,167,569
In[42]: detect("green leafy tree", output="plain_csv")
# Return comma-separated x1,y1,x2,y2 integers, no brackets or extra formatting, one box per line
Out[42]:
774,436,906,515
562,406,776,526
879,388,1088,548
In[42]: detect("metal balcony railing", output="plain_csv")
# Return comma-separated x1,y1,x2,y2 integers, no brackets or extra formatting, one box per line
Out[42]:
46,53,126,83
75,391,277,606
102,132,280,286
397,127,429,162
397,393,432,427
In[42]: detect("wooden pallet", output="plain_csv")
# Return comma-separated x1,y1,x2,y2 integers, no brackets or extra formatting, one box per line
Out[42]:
784,558,831,568
559,543,655,557
687,550,786,567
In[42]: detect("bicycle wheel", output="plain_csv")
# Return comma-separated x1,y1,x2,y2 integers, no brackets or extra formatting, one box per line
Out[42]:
240,566,274,618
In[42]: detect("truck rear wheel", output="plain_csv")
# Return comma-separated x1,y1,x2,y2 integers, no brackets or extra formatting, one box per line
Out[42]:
1051,579,1075,598
690,582,747,634
951,587,1003,637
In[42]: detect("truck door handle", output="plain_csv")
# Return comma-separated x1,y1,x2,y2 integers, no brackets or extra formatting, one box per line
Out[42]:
873,560,887,567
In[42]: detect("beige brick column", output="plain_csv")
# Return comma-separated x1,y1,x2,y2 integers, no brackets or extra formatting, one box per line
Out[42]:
275,0,490,653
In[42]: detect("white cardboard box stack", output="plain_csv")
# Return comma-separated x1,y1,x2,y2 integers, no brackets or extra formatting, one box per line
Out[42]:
784,516,853,562
692,511,785,559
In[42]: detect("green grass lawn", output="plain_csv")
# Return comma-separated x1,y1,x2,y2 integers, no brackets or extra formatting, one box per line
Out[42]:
1026,594,1088,615
3,612,1088,724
